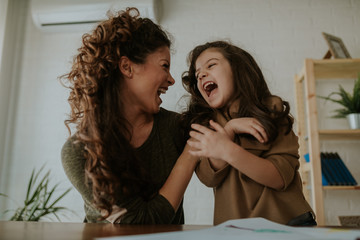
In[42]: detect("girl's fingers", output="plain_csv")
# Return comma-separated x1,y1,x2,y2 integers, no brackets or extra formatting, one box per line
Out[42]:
252,129,265,143
188,150,202,157
253,124,268,142
189,130,203,140
187,138,201,149
190,123,210,134
209,120,224,132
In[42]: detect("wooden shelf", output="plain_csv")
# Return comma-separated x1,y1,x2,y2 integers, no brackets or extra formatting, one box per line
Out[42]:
301,162,311,172
294,58,360,225
297,59,360,81
323,186,360,190
318,129,360,140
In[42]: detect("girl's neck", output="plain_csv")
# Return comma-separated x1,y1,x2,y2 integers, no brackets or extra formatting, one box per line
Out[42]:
220,99,240,120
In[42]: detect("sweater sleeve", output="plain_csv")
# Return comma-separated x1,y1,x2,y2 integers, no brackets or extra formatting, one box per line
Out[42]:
195,157,231,188
262,129,300,190
61,138,103,222
117,194,177,224
61,137,178,224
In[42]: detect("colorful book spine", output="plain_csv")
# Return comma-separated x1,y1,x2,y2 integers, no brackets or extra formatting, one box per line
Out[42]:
333,152,357,186
304,152,357,186
320,152,337,185
304,153,329,186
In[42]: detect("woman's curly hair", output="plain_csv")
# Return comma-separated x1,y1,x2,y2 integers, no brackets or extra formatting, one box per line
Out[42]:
181,41,293,142
60,8,171,219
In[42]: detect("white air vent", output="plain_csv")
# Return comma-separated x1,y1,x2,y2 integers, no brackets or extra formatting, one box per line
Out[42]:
31,0,161,32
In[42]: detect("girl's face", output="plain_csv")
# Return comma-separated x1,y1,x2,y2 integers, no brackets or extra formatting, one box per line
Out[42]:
123,46,175,114
195,48,235,109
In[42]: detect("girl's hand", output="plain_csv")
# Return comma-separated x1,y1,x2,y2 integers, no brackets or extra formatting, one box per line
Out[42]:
224,118,268,143
187,120,234,160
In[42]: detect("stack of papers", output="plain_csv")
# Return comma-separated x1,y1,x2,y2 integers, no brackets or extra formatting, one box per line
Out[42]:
97,217,360,240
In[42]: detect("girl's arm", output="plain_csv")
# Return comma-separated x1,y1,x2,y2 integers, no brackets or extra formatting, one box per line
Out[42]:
224,118,268,143
188,120,284,190
207,117,269,170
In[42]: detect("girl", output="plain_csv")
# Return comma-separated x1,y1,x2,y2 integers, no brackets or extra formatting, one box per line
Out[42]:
182,41,316,226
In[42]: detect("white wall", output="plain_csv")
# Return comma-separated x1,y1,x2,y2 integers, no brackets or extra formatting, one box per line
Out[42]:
0,0,9,191
1,0,359,225
0,0,27,213
0,0,9,216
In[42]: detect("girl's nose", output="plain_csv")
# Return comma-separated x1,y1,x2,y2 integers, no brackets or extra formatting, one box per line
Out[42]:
198,71,207,81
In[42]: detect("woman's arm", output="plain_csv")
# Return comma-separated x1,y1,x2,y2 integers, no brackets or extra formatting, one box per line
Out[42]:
159,143,199,211
62,138,198,224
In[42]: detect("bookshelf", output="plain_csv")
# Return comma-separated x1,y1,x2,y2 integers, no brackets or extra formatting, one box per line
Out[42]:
294,58,360,225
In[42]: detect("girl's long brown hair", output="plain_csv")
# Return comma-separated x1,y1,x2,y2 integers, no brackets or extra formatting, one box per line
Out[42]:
60,8,171,218
182,41,293,142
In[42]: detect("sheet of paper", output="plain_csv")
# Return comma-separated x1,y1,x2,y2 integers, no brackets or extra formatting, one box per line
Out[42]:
96,217,360,240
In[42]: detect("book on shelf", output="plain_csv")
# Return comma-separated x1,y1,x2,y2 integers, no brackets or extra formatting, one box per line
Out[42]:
304,152,357,186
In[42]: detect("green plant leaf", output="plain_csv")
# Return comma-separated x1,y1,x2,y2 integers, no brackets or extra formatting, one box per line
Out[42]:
43,183,58,208
353,74,360,112
3,165,72,222
26,171,50,206
317,73,360,118
48,188,71,209
25,169,35,204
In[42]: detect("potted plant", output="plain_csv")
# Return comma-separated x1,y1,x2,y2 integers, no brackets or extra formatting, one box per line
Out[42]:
318,73,360,129
0,166,71,221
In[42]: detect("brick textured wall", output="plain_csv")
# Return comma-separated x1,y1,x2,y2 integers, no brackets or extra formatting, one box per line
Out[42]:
4,0,359,225
158,0,360,225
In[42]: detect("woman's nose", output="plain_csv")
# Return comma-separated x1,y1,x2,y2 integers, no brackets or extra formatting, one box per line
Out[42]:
167,74,175,85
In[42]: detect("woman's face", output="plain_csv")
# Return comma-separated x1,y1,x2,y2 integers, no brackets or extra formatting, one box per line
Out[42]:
123,46,175,114
195,48,235,109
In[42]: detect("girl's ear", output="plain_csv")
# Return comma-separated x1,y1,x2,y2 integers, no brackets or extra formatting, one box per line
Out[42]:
119,56,133,78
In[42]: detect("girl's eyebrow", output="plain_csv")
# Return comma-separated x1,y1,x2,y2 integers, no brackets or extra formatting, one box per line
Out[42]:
195,57,219,75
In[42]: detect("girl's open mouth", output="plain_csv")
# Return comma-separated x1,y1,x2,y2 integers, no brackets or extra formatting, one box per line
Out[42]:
203,82,218,97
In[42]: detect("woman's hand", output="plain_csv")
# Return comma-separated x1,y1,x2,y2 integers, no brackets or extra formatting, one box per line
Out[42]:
187,120,234,161
224,118,268,143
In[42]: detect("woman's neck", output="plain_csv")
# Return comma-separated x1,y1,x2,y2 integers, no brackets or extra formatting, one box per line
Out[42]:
123,107,154,148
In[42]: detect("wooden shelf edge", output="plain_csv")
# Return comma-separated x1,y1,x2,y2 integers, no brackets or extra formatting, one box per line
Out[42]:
318,129,360,140
296,66,305,83
323,186,360,190
311,58,360,64
300,162,311,172
319,129,360,134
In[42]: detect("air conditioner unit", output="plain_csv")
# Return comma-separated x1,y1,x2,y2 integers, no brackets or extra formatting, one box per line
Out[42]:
30,0,161,33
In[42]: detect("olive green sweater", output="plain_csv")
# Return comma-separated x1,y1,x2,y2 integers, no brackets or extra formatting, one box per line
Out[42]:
61,108,186,224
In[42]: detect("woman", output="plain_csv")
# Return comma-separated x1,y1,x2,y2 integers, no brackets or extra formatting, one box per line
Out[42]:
182,41,316,226
61,8,197,224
